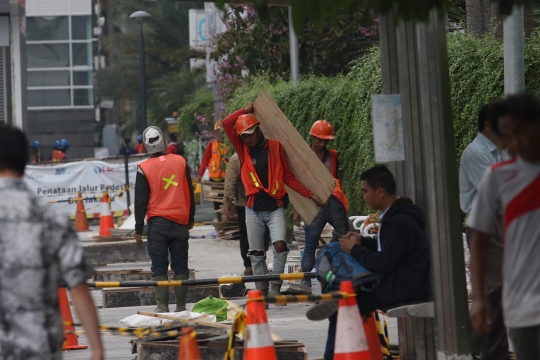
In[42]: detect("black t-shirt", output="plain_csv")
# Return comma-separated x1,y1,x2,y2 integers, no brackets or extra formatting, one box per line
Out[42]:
249,143,289,211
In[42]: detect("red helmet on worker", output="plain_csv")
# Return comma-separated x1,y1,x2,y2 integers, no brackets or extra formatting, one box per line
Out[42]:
310,120,335,140
235,114,260,135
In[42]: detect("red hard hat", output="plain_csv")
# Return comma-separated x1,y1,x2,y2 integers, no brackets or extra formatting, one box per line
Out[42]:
235,114,260,135
310,120,335,139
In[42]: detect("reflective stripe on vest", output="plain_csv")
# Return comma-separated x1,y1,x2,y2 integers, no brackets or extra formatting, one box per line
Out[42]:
139,154,191,225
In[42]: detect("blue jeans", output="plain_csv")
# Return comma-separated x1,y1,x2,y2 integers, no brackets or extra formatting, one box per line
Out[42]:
302,196,349,283
147,217,190,277
245,207,290,290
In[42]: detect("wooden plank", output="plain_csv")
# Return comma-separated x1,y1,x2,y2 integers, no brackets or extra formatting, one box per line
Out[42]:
253,89,335,225
137,311,233,329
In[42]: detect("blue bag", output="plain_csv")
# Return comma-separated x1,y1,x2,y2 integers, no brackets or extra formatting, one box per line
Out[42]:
316,241,382,293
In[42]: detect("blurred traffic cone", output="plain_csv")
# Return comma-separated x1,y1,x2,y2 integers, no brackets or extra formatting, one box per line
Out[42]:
364,312,384,360
98,191,114,237
244,289,277,360
74,192,89,232
178,327,201,360
58,288,88,350
334,281,371,360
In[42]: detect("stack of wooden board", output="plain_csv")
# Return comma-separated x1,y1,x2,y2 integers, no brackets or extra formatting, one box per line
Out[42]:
202,181,225,203
213,209,240,240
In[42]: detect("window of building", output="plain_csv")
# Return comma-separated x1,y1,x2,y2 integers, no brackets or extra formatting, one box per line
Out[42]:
27,15,93,109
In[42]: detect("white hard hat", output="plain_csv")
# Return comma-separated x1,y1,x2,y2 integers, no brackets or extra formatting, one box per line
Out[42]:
142,126,166,154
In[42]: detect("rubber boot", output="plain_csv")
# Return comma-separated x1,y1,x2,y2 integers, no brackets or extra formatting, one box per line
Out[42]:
269,282,287,306
173,274,190,312
152,276,170,313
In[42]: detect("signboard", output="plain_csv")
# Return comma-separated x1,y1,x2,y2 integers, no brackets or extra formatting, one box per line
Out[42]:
189,9,206,50
23,160,144,218
371,94,405,162
204,2,228,82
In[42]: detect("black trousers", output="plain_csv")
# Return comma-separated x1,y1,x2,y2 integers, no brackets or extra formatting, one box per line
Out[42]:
237,206,270,269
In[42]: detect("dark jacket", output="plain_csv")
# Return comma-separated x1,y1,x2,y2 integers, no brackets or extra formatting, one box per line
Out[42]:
350,197,431,311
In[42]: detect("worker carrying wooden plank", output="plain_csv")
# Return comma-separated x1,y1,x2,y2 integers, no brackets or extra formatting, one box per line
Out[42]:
222,102,325,299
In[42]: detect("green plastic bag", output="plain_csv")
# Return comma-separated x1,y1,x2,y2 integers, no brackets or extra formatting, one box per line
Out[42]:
191,297,228,322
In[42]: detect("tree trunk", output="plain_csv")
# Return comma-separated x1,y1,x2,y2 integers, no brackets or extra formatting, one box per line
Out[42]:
467,0,533,39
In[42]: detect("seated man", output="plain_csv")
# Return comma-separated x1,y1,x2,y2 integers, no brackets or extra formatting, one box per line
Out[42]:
318,165,431,359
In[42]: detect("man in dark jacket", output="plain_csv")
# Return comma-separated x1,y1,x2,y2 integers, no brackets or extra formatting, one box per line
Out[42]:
321,165,431,359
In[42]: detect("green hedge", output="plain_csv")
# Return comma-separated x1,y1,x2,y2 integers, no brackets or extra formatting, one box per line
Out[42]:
227,33,540,216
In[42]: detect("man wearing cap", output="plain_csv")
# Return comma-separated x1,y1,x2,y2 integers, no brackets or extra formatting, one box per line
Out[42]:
134,135,146,154
50,140,66,162
294,120,351,291
135,126,195,313
222,103,325,299
30,141,41,163
198,121,230,221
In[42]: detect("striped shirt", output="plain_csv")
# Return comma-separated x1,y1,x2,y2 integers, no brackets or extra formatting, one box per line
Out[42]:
459,133,505,213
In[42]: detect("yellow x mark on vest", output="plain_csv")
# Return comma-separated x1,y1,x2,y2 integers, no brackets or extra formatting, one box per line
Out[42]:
162,174,178,190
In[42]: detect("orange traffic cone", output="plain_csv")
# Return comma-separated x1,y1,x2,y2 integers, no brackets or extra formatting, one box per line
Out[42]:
98,191,114,237
363,312,384,360
334,281,371,360
178,327,201,360
243,289,277,360
58,288,88,350
74,192,90,232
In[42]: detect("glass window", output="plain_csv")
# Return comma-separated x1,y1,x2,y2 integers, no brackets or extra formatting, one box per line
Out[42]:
73,71,92,86
27,17,69,41
74,89,93,106
72,16,91,40
72,43,91,66
28,89,71,107
27,43,70,68
27,71,70,87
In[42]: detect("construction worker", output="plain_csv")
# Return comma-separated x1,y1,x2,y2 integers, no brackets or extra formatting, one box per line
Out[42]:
30,140,41,163
119,137,136,155
166,133,178,154
134,126,195,313
294,120,350,291
50,140,66,162
222,102,325,298
198,121,230,221
134,134,146,154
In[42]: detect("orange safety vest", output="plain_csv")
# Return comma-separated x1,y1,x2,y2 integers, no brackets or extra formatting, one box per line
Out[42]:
329,149,349,212
134,144,144,154
51,150,66,162
138,154,191,225
209,140,229,181
241,140,287,200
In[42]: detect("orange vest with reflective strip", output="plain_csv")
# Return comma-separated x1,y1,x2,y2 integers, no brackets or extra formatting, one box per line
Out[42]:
329,149,349,212
241,140,287,200
209,140,229,181
138,154,191,225
51,150,66,162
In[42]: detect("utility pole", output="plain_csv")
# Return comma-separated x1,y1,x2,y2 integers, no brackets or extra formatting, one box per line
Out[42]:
288,7,299,83
130,11,151,133
503,5,525,95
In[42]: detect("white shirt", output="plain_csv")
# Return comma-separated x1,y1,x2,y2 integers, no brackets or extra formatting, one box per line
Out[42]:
466,157,540,328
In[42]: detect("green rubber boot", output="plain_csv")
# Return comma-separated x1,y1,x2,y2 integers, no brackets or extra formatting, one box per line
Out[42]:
152,276,170,313
269,282,287,306
173,274,190,312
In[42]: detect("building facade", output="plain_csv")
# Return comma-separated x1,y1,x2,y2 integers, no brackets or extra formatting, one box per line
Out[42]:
26,0,94,159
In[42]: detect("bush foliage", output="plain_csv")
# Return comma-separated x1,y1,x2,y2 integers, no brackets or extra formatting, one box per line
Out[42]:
226,33,540,215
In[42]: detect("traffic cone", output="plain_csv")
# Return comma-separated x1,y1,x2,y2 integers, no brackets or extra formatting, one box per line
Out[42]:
74,192,90,232
98,191,114,237
363,312,384,360
243,289,277,360
58,288,88,350
178,327,201,360
334,281,371,360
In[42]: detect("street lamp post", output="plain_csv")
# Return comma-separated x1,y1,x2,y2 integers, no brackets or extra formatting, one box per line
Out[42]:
129,11,151,133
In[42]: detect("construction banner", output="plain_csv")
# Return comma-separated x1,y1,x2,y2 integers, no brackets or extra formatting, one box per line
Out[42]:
23,160,144,218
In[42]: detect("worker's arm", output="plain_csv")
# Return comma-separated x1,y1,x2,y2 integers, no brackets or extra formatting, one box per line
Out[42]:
70,284,104,360
134,168,149,240
185,158,195,228
198,142,213,178
223,155,240,216
222,108,248,162
469,230,492,333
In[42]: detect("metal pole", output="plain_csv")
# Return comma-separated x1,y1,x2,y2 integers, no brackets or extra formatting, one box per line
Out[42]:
139,19,148,132
122,141,131,216
288,6,299,83
503,5,525,95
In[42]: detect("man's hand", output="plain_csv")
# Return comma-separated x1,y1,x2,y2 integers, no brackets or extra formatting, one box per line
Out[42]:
244,102,254,114
188,222,194,230
135,235,144,245
311,194,325,208
339,231,361,254
224,206,232,217
293,210,301,227
470,296,492,333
